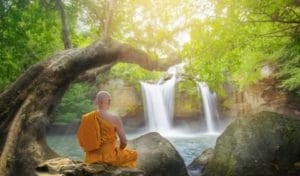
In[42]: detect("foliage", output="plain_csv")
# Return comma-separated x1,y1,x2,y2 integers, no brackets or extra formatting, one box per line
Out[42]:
181,0,300,96
109,63,164,91
176,79,199,99
55,83,95,123
0,0,64,91
65,0,96,48
0,0,95,92
1,0,300,119
175,79,201,113
278,36,300,95
79,0,203,60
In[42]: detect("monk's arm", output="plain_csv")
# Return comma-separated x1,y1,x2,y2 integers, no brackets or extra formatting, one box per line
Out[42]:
115,117,127,149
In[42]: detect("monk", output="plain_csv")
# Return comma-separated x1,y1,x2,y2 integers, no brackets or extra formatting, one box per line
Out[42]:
77,91,137,168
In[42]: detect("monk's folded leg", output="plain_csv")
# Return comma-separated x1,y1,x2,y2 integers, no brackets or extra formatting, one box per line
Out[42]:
112,148,138,168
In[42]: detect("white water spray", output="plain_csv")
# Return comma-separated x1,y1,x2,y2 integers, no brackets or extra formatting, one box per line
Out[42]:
141,76,176,133
197,82,220,133
139,63,223,136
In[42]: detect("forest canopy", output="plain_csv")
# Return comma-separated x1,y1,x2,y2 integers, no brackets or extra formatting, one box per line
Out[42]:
1,0,299,96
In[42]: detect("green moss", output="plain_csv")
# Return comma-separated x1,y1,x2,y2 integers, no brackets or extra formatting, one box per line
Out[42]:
226,157,235,176
176,79,199,98
221,99,231,110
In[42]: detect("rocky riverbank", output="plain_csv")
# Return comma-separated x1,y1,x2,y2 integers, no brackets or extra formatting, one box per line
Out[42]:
39,132,188,176
36,157,144,176
44,111,300,176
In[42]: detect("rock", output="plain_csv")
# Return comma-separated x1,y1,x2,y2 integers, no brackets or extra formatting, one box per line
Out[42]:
37,132,188,176
130,132,189,176
187,148,214,176
174,80,202,120
35,157,144,176
122,113,146,133
188,148,214,168
223,76,300,120
98,79,143,118
203,111,300,176
295,162,300,168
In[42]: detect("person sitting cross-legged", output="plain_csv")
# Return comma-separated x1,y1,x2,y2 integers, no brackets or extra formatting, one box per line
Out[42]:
77,91,137,168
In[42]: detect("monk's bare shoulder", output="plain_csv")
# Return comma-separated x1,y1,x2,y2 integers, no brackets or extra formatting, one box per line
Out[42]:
109,114,122,126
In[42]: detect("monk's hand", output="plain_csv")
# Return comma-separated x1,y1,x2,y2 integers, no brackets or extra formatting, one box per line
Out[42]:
120,142,127,150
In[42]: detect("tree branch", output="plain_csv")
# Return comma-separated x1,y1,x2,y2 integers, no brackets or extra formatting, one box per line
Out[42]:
75,64,113,83
0,38,176,175
289,8,300,18
242,19,300,24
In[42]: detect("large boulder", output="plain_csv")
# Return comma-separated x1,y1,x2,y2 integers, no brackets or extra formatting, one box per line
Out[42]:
37,132,188,176
187,148,214,176
130,132,189,176
35,157,144,176
203,111,300,176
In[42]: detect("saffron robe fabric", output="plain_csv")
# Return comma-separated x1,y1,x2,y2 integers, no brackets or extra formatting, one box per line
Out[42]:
77,111,137,168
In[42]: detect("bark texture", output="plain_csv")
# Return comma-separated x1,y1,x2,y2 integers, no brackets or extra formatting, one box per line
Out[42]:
0,39,162,176
56,0,72,49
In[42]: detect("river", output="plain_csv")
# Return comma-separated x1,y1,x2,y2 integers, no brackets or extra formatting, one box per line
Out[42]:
47,134,218,166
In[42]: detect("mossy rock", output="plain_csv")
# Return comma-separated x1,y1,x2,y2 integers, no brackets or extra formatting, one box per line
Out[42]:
203,111,300,176
129,132,189,176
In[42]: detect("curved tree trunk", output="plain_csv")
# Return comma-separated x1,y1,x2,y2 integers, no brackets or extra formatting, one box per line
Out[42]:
0,39,163,175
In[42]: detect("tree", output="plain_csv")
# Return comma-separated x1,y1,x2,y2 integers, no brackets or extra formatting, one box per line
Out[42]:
54,83,95,124
181,0,300,95
0,38,168,175
80,0,203,59
56,0,72,49
0,0,63,91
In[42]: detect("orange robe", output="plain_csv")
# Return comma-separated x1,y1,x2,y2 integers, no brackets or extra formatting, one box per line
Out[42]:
77,111,137,168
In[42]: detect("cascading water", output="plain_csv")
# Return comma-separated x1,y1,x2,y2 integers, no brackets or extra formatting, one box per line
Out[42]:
197,82,220,133
140,63,223,136
140,76,176,134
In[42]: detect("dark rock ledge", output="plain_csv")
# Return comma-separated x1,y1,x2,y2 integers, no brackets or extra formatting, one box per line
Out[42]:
36,132,189,176
36,157,144,176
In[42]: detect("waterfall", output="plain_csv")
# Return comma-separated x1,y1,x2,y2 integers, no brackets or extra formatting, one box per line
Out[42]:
197,82,220,133
139,63,223,136
141,76,176,133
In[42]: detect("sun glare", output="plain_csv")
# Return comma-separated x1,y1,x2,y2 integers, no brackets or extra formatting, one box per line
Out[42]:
175,31,191,48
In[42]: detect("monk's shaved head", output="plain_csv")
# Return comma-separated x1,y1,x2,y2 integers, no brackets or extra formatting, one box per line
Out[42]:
95,91,111,108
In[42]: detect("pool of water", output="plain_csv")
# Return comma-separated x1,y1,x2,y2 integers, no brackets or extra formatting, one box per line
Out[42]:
168,135,218,165
47,134,218,166
47,135,84,161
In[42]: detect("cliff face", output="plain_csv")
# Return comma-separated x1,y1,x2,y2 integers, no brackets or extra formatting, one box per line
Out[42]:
99,79,203,126
97,79,145,131
97,69,300,130
174,83,202,121
48,75,299,135
97,79,143,117
223,76,300,119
